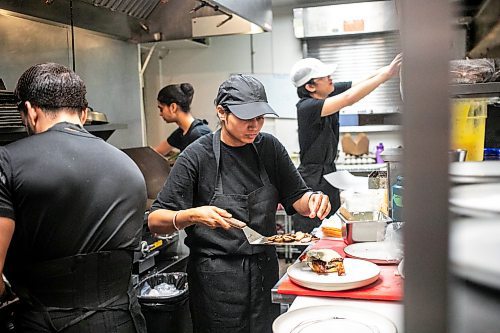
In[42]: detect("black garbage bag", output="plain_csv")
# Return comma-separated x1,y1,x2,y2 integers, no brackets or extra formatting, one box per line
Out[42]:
136,272,191,333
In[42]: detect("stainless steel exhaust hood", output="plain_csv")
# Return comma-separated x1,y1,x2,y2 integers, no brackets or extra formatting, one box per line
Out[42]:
0,0,272,43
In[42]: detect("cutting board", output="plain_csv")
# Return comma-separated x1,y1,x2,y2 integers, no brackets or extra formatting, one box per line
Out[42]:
277,239,404,301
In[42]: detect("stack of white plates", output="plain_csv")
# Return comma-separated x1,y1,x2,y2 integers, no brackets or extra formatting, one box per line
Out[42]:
449,161,500,184
449,183,500,218
450,219,500,291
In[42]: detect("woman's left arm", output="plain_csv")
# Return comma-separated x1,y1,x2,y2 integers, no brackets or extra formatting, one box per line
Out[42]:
293,191,331,220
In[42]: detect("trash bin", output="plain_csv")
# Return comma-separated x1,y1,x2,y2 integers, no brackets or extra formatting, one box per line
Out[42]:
136,272,192,333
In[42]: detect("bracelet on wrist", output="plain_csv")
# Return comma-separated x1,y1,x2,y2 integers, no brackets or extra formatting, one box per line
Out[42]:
172,210,182,231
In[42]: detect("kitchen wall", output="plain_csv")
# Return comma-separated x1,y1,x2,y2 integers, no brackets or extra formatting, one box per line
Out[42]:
142,3,403,156
0,12,143,148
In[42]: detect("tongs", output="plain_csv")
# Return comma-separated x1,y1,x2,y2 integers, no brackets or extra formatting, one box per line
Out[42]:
224,217,269,245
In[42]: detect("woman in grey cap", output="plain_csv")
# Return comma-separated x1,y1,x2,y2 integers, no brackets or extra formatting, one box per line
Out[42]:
148,74,331,333
290,54,402,232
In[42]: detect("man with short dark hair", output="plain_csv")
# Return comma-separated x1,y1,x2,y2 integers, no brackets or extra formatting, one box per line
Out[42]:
0,63,147,332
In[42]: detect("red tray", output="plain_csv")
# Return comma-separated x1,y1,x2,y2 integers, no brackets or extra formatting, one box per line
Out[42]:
277,239,404,301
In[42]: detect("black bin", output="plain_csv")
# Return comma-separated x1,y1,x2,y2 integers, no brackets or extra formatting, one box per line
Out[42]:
136,272,192,333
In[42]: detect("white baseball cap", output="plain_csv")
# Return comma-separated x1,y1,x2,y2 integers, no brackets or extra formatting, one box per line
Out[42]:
290,58,337,87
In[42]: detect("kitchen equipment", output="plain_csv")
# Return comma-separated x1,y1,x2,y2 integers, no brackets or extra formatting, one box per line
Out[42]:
379,146,403,218
338,210,392,244
225,217,269,245
344,242,402,264
273,305,397,333
85,107,109,125
286,259,380,292
121,147,176,276
226,218,318,246
449,149,467,162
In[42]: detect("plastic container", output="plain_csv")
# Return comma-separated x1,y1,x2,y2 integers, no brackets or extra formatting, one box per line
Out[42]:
450,98,488,161
391,176,403,221
375,143,384,164
136,272,191,333
483,148,500,161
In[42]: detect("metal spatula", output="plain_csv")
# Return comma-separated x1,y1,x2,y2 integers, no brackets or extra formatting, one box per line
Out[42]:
225,217,269,245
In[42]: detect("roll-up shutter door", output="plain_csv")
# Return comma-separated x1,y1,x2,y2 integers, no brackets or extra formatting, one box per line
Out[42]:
305,32,402,114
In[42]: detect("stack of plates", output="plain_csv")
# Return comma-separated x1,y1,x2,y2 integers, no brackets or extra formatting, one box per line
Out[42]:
449,183,500,218
287,259,380,291
449,161,500,291
450,219,500,291
273,305,397,333
450,161,500,184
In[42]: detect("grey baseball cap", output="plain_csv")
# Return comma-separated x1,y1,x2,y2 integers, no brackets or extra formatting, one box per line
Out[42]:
215,74,279,120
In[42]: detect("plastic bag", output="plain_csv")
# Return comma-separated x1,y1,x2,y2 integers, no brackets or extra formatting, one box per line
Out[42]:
450,58,495,84
383,222,405,260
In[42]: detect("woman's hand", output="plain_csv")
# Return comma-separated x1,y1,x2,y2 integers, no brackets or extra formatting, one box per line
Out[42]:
188,206,233,229
293,191,331,220
307,191,331,220
382,53,403,79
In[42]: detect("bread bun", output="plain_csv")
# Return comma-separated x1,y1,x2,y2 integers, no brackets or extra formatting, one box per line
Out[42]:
304,249,345,275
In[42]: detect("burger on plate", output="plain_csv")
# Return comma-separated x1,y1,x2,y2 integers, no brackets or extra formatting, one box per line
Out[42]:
301,249,345,275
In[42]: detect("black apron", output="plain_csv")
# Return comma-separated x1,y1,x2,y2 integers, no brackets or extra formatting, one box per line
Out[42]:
294,116,340,233
11,250,146,333
187,130,280,333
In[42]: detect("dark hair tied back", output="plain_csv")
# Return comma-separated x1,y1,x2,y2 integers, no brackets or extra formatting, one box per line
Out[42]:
157,83,194,112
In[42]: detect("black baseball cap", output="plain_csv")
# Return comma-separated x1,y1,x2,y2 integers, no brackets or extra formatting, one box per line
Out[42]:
214,74,279,120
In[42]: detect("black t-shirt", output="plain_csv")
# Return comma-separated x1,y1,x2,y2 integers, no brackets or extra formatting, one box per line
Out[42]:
296,82,352,161
167,119,211,151
151,131,309,220
0,122,147,270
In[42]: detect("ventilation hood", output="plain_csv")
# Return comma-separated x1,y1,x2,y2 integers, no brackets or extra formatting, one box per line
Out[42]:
0,0,272,43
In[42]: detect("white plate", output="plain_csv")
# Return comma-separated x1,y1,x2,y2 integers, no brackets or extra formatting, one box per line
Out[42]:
344,242,403,264
449,184,500,217
287,258,380,291
449,161,500,184
273,305,397,333
450,219,500,290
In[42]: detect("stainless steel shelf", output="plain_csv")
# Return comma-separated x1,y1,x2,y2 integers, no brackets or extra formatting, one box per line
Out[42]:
450,82,500,98
339,125,401,133
0,123,127,144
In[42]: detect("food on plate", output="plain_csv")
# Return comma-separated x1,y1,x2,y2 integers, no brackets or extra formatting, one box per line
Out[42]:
320,216,342,238
267,231,319,244
321,225,342,238
300,249,345,275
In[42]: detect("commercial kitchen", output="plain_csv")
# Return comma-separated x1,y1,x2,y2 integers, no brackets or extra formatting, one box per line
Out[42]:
0,0,499,332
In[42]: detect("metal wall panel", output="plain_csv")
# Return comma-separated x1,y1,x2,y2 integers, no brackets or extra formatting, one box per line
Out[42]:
306,32,402,114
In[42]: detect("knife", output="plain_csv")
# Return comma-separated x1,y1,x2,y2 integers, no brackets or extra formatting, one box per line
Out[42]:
224,217,269,245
